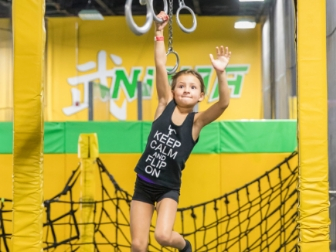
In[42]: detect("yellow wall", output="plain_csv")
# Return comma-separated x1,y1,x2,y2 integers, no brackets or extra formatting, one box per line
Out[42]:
1,12,261,124
0,153,293,204
46,16,262,121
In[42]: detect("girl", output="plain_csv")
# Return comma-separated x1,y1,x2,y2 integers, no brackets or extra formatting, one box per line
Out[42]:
130,12,231,252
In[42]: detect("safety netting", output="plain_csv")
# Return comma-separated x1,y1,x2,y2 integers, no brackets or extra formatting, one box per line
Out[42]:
0,152,298,251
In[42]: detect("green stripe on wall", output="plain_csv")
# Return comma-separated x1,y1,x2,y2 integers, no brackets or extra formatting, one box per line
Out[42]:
0,120,297,154
45,122,65,153
194,122,221,153
0,122,12,154
65,121,143,153
219,120,297,153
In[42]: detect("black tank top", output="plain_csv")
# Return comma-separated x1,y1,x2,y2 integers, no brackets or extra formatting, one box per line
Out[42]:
134,100,198,189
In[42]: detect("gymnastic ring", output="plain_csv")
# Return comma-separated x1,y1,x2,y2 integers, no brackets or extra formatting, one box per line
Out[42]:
176,5,197,33
125,0,153,36
166,50,179,75
148,0,168,23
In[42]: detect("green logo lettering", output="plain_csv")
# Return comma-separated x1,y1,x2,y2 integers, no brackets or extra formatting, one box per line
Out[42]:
111,67,142,101
209,65,249,102
141,67,154,99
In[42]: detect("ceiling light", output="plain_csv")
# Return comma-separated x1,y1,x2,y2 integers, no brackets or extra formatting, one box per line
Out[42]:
234,20,256,29
78,9,104,20
78,0,104,20
239,0,264,2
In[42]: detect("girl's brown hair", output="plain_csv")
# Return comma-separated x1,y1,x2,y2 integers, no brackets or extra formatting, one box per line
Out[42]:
171,69,205,93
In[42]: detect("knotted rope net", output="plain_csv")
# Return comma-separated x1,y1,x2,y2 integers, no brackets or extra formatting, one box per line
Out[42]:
0,152,298,251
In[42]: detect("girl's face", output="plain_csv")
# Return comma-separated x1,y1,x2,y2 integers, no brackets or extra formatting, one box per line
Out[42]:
172,74,205,107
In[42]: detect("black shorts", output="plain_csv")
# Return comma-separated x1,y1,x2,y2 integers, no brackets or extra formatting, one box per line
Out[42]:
132,175,180,205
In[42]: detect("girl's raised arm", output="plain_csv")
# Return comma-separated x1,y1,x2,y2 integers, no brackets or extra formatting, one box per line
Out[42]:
154,12,173,120
194,46,231,131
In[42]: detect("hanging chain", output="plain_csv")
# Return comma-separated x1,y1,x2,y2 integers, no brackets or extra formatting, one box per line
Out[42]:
168,0,174,51
166,0,180,75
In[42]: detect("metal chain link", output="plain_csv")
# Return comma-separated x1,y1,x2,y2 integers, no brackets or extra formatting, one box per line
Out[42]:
168,0,173,51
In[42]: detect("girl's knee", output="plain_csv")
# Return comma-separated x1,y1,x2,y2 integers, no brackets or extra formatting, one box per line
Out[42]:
154,231,172,246
131,239,148,252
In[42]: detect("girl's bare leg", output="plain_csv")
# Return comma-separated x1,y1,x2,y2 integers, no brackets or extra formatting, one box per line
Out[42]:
155,198,186,250
130,200,155,252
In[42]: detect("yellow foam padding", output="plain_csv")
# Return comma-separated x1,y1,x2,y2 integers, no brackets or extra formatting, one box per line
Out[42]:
289,96,297,120
78,133,99,159
297,0,330,251
0,155,13,199
12,0,45,251
78,134,99,252
0,152,295,250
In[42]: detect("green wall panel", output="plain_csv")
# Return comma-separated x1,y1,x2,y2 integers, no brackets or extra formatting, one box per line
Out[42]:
0,120,297,154
141,121,152,152
0,122,12,154
220,120,297,153
65,122,143,153
193,122,221,153
44,122,65,153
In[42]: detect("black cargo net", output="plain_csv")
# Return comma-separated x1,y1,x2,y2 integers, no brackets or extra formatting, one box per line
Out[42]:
0,152,298,251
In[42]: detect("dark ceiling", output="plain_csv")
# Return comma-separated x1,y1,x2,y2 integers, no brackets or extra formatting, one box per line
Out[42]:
0,0,271,20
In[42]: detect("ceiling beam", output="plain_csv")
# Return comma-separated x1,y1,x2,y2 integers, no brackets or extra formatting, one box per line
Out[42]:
95,0,115,15
191,0,202,15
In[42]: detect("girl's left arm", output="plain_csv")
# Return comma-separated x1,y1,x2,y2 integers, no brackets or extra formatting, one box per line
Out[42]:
194,46,231,131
